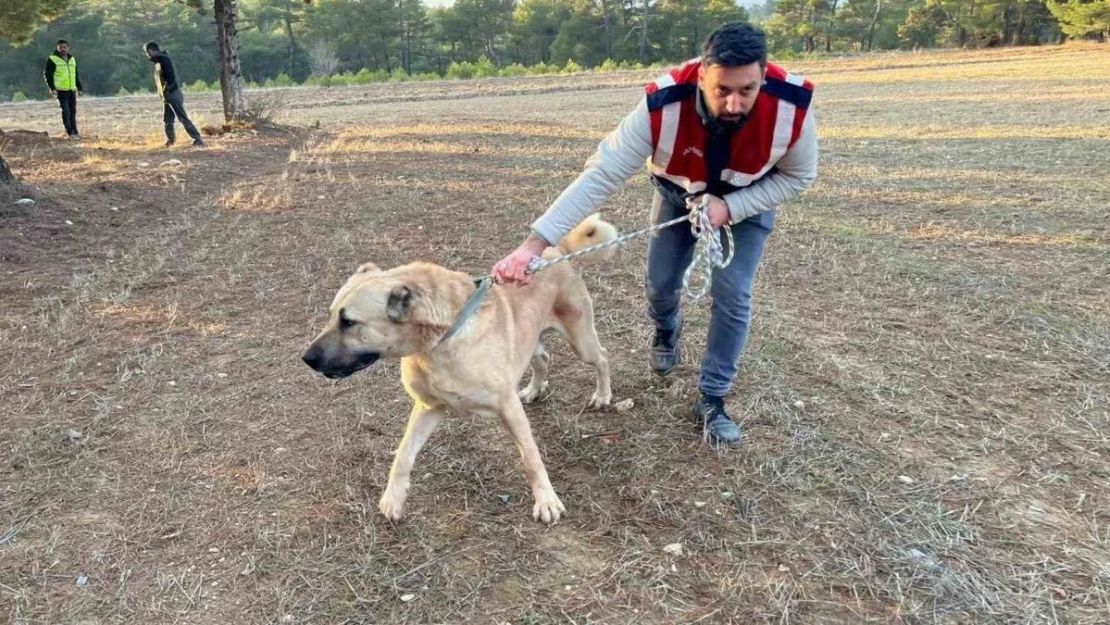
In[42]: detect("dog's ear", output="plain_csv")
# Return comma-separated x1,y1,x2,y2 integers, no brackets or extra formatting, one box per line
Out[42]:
386,285,414,322
356,262,380,274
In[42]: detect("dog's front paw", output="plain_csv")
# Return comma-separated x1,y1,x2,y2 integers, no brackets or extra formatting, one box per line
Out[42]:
588,390,612,409
379,487,407,522
519,380,549,405
532,489,566,525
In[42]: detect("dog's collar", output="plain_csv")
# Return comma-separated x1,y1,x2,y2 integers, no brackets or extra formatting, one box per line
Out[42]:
435,276,492,348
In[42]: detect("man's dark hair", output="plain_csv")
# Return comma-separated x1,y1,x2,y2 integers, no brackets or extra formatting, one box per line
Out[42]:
702,22,767,69
145,41,160,52
57,39,69,46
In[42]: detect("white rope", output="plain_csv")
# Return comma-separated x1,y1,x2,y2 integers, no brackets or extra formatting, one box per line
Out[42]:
525,196,734,301
681,196,734,300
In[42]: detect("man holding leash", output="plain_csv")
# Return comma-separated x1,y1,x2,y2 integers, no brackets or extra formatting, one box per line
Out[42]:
145,42,205,148
491,22,818,445
44,39,83,140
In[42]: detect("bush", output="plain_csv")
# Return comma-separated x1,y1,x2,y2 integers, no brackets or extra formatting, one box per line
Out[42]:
117,86,131,96
210,80,222,91
331,72,358,86
389,68,411,82
184,79,210,93
414,71,441,81
445,61,474,79
351,68,388,84
272,72,295,87
243,91,285,126
530,62,554,75
500,63,529,77
598,58,621,72
563,60,584,74
473,56,499,78
12,91,27,102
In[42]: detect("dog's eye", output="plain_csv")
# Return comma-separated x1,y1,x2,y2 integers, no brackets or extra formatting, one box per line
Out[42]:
338,310,357,330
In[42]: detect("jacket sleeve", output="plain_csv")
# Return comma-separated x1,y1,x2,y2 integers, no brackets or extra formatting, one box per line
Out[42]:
75,62,83,92
44,58,56,90
723,108,819,222
530,97,654,245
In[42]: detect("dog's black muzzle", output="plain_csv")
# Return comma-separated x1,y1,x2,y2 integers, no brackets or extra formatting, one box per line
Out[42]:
301,344,380,379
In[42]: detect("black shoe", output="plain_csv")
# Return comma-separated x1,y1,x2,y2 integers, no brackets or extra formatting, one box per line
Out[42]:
690,394,742,445
650,318,682,375
192,138,205,147
163,140,175,148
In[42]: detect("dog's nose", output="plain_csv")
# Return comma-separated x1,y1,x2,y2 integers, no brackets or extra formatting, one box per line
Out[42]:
302,345,324,371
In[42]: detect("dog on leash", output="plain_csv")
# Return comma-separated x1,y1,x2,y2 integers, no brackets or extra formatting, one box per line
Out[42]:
301,215,618,524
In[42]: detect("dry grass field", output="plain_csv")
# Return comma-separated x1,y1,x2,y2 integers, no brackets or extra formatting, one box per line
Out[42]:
1,44,1108,624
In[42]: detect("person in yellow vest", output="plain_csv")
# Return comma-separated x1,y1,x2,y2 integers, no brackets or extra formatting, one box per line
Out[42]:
44,39,84,140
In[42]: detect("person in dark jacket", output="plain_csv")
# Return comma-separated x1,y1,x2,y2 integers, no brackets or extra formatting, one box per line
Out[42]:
44,39,83,140
144,42,204,148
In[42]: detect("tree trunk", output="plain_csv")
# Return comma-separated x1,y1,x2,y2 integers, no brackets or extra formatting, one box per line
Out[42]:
602,6,613,60
826,0,839,53
485,39,501,66
1012,0,1026,46
866,0,882,52
1002,4,1014,45
638,0,650,63
0,152,14,184
283,9,297,76
215,0,246,122
403,18,413,74
381,35,393,72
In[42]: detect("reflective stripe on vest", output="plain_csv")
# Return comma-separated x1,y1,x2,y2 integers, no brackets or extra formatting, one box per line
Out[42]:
51,54,77,91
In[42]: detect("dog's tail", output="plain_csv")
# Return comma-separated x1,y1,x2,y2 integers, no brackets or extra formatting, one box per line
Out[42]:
549,214,619,264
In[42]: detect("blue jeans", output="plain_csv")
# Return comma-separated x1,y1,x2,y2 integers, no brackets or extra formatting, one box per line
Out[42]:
644,184,774,397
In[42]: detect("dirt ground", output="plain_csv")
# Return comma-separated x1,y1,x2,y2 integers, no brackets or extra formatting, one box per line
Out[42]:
2,44,1108,624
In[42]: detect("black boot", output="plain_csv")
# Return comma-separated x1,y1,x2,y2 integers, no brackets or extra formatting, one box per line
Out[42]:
690,394,742,445
650,317,682,375
164,124,176,148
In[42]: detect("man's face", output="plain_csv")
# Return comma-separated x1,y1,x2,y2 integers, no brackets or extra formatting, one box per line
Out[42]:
57,43,69,56
145,47,155,58
699,62,764,125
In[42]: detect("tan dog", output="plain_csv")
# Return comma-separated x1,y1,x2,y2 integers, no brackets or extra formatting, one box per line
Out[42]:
302,215,617,524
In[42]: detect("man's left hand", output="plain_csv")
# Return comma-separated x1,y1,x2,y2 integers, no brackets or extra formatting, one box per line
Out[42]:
703,194,730,229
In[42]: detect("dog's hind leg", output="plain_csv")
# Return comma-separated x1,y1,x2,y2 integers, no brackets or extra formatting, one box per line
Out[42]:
519,342,551,405
497,394,565,524
556,295,612,409
379,401,445,521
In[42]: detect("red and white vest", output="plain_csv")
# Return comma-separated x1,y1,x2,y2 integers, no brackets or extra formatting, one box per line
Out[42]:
645,58,814,193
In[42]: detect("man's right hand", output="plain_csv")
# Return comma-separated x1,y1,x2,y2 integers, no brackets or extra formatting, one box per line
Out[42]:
50,90,57,98
491,234,549,287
